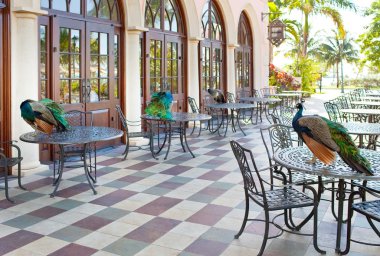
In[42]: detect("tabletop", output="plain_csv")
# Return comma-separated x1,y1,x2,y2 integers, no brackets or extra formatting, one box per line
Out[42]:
20,126,123,145
239,97,282,103
340,108,380,115
360,96,380,101
141,112,211,122
274,146,380,181
268,93,302,97
342,122,380,136
281,91,305,94
365,92,380,97
207,103,255,110
351,101,380,107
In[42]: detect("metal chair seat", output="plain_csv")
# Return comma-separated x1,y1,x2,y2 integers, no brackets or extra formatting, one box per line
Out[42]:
352,200,380,221
0,157,23,167
251,187,314,211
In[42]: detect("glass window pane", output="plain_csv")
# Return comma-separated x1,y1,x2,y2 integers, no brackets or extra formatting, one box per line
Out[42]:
99,78,109,100
41,0,49,8
52,0,67,12
71,80,80,103
172,78,178,93
71,54,81,78
71,30,80,53
60,80,69,104
100,33,108,55
90,79,99,102
59,54,69,78
87,0,97,17
112,6,119,21
100,56,108,77
114,78,119,98
40,53,47,79
90,55,99,78
151,0,161,29
41,80,46,99
90,32,99,54
99,0,110,19
40,25,46,51
60,28,70,52
70,0,81,14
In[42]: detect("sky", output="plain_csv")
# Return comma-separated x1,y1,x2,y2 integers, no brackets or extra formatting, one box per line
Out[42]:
272,0,375,80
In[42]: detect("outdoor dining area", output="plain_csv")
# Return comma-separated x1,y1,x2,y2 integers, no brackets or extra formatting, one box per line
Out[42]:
0,89,379,256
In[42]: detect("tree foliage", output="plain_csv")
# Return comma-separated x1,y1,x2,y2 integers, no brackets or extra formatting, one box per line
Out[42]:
358,0,380,72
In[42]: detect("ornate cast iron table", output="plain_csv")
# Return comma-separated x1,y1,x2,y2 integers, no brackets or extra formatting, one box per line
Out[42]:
342,122,380,149
340,108,380,123
20,126,123,197
206,103,255,136
274,146,380,252
239,97,281,124
141,112,211,160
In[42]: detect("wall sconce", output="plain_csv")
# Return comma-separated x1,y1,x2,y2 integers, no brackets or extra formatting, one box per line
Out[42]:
268,19,285,47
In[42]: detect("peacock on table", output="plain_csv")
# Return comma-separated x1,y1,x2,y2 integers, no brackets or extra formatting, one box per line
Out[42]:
145,91,173,119
20,98,69,134
292,102,373,176
207,88,226,104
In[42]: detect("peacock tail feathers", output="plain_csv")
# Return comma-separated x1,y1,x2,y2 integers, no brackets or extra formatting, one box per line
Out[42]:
322,117,372,175
40,98,69,131
145,91,173,119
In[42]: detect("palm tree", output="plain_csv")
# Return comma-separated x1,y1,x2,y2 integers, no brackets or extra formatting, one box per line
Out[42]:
317,32,359,88
275,0,355,57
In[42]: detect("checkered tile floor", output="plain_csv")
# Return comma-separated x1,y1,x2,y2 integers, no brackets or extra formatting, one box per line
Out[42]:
1,98,379,255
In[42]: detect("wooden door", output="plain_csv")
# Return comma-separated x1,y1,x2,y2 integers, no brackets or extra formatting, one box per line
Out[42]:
0,3,3,142
145,33,184,112
200,41,224,112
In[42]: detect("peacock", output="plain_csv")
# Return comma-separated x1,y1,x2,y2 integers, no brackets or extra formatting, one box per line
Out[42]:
207,88,226,104
145,91,173,119
20,98,69,134
292,102,373,176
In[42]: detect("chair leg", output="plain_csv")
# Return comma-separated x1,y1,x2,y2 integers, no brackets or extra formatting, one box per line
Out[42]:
4,167,14,203
235,191,249,239
17,162,26,190
312,192,326,254
339,191,359,255
258,210,270,256
123,138,130,160
190,121,196,136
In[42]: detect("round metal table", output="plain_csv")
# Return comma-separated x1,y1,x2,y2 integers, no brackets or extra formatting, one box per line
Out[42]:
342,122,380,149
20,126,123,197
239,97,281,124
274,146,380,252
340,108,380,123
207,103,255,136
141,112,211,160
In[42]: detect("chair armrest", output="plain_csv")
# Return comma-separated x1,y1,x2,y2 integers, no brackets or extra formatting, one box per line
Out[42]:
0,140,18,145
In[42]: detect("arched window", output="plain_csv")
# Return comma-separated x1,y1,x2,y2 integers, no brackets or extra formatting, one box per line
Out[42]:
235,12,253,98
199,0,225,111
39,0,123,160
143,0,186,112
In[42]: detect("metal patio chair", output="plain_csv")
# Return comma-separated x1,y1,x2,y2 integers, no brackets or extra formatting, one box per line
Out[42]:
187,97,209,136
115,105,150,160
230,140,325,256
0,141,26,202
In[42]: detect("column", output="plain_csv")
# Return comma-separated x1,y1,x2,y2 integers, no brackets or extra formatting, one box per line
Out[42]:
11,3,47,172
227,44,238,96
125,26,148,146
187,37,202,106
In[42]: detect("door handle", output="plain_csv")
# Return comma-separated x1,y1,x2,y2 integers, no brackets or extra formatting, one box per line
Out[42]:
82,79,87,103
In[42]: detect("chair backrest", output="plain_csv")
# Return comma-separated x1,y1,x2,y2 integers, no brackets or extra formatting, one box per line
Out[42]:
64,110,93,127
260,124,294,166
324,101,344,123
336,96,350,109
238,90,252,99
187,97,200,114
226,92,236,103
271,106,295,127
115,105,143,133
230,140,266,201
